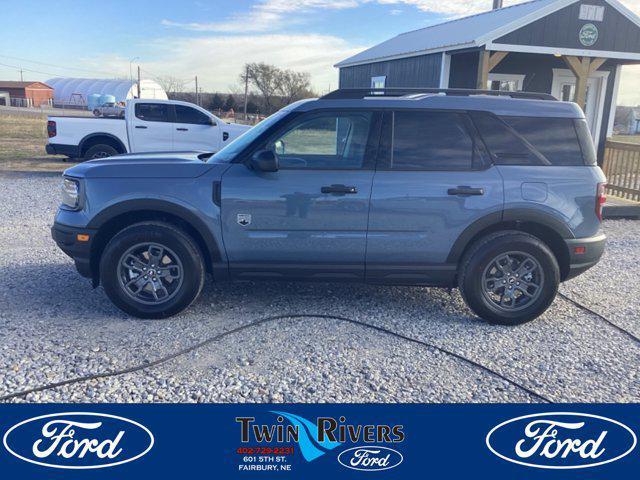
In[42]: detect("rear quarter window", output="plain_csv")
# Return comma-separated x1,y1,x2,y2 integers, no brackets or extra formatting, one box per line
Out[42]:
501,116,586,166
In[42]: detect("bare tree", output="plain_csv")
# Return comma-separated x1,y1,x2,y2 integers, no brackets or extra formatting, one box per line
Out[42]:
241,63,315,114
157,75,186,94
242,63,281,113
278,70,313,106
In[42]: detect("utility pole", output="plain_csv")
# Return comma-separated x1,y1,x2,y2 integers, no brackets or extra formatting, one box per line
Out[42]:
195,76,198,106
137,65,141,98
243,64,249,120
20,69,23,82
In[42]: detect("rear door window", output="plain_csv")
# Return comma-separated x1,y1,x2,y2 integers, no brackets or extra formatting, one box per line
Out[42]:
389,111,480,170
501,116,585,166
175,105,211,125
135,103,170,122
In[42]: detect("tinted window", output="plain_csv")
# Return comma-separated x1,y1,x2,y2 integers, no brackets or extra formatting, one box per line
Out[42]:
502,116,585,166
574,119,597,165
391,111,476,170
267,112,373,169
471,112,543,166
135,103,170,122
175,105,211,125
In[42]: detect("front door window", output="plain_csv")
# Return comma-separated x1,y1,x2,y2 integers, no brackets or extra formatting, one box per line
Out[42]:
267,112,373,170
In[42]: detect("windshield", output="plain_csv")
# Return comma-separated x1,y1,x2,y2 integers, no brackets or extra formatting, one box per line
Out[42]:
207,109,290,163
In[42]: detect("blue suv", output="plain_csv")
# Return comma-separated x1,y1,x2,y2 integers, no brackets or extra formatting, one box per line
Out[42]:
52,89,606,325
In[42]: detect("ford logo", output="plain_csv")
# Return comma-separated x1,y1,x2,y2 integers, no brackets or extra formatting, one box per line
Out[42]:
486,412,637,469
337,446,403,471
3,412,154,469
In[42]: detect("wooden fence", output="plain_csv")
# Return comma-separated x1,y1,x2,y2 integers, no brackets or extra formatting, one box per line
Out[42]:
603,141,640,202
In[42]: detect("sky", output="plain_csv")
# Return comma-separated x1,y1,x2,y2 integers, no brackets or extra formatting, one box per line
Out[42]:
0,0,639,104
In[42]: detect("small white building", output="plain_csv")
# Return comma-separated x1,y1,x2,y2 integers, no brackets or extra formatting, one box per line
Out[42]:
45,77,167,107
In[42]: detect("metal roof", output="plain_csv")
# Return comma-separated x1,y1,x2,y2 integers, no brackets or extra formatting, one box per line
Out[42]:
0,81,52,89
335,0,640,67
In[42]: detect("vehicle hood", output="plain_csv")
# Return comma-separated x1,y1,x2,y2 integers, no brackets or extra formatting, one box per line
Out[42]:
64,152,216,179
223,122,252,133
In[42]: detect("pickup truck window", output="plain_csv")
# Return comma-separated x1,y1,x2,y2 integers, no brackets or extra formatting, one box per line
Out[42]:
175,105,211,125
135,103,170,123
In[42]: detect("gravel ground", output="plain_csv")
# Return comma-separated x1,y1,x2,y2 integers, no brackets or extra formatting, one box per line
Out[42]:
0,173,638,403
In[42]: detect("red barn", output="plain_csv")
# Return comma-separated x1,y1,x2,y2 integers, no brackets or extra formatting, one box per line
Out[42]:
0,81,54,107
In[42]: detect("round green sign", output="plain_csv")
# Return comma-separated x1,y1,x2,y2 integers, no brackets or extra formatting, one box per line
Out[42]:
579,23,599,47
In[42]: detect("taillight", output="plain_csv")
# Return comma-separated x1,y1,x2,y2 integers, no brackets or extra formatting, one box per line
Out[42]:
596,182,606,221
47,120,56,138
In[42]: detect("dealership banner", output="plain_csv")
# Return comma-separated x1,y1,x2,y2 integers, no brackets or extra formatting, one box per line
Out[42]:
0,404,637,478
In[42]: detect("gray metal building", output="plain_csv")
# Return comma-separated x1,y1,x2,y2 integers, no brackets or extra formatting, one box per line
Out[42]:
335,0,640,161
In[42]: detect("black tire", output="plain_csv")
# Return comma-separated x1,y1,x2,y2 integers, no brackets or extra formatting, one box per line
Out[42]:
84,144,118,161
100,222,205,319
458,231,559,325
93,109,101,116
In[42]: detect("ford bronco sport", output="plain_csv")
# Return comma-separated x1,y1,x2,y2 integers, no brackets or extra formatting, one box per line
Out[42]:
52,88,606,325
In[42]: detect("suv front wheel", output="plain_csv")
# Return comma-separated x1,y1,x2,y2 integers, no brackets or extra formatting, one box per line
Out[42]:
458,231,560,325
100,222,205,319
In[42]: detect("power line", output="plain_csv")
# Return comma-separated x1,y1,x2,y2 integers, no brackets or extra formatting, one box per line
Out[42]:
0,61,62,78
0,53,115,76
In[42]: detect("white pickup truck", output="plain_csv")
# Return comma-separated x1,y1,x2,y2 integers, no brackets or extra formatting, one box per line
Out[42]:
46,99,252,160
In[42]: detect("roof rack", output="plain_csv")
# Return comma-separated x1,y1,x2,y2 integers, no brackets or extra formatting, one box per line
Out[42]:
321,88,557,101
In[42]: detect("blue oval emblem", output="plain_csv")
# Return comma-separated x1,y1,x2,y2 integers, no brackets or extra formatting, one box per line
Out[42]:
486,412,637,469
3,412,154,469
337,446,403,471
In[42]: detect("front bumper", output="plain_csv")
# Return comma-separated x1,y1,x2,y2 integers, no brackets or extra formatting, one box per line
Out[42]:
51,222,96,278
564,233,606,280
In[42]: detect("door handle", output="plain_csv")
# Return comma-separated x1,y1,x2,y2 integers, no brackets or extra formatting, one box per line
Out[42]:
321,184,358,195
176,127,189,131
223,132,229,141
447,186,484,196
135,125,147,129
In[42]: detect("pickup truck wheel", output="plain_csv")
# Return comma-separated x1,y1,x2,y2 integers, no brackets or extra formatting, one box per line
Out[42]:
84,144,118,160
458,231,559,325
100,222,205,319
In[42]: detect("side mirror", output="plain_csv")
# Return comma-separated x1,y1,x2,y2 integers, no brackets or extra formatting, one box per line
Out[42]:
209,117,217,127
249,149,279,172
274,140,285,155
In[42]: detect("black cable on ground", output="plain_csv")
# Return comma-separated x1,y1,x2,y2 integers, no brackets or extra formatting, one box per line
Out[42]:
558,293,640,344
0,313,552,403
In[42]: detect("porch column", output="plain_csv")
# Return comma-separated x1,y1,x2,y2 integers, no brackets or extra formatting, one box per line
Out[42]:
562,56,607,110
476,50,509,89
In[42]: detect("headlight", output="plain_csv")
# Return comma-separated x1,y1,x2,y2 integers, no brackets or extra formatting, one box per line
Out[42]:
61,177,80,209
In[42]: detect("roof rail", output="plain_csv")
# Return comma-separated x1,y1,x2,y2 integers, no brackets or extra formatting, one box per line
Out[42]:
321,88,557,101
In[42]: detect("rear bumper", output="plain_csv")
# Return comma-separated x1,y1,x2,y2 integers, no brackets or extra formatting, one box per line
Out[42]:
46,143,80,157
564,233,606,280
51,222,96,278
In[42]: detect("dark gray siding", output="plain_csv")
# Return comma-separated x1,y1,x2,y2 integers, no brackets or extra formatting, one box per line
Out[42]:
338,53,442,88
449,51,480,89
495,0,640,53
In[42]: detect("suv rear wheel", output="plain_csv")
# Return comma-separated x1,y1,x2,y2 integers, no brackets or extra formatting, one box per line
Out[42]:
458,231,559,325
100,222,205,319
